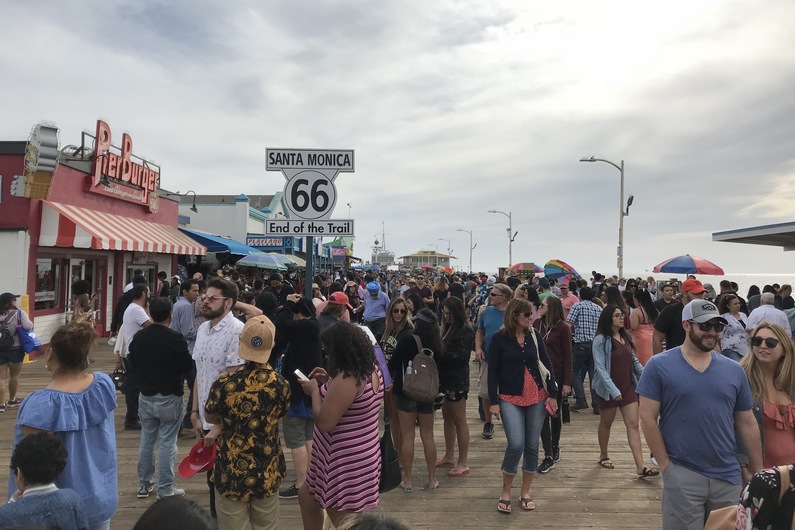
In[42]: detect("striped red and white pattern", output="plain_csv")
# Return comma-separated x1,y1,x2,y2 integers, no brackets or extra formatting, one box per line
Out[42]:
39,201,206,255
304,365,384,511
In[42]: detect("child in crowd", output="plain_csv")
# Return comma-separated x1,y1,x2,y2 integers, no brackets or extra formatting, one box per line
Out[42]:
0,432,88,529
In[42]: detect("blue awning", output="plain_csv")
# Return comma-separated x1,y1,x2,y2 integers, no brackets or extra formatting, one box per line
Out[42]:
179,229,262,256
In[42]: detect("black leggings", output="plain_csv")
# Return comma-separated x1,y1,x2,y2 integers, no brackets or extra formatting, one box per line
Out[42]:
540,392,563,458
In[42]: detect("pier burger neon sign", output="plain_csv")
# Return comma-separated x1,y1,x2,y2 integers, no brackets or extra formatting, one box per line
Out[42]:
89,120,160,213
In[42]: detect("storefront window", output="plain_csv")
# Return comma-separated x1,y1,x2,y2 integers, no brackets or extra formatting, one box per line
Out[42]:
35,258,60,311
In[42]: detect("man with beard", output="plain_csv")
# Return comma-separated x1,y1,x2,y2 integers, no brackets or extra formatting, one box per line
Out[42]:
637,300,762,530
652,279,707,354
190,277,262,516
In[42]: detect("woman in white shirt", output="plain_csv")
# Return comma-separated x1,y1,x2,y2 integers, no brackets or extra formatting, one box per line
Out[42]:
718,294,749,362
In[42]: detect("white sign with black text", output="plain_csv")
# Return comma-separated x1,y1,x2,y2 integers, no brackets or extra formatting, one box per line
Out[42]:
266,148,354,221
266,219,354,237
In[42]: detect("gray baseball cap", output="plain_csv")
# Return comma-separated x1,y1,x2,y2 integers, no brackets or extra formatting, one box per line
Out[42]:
681,300,728,324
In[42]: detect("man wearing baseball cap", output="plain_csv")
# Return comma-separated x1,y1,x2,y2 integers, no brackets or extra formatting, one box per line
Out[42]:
357,281,390,341
637,300,762,529
652,278,707,355
204,316,290,529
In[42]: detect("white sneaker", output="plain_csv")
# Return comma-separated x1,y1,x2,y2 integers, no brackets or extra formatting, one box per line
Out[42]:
650,456,658,467
156,487,185,501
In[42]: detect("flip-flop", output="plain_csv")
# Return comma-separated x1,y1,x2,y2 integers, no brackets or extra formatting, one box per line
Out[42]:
497,498,511,514
423,481,439,491
638,466,660,477
598,457,615,469
520,498,536,511
435,460,455,468
448,466,470,477
400,482,414,493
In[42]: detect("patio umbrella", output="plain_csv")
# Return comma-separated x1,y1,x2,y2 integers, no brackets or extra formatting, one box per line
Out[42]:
544,259,582,281
369,264,382,271
420,264,435,271
509,262,544,273
652,254,724,275
236,252,287,271
268,253,305,268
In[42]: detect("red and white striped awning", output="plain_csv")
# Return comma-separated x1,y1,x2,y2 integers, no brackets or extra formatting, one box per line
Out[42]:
39,201,206,255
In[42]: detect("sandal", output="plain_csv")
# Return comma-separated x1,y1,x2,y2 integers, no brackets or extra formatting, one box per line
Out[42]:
520,497,536,511
448,466,470,477
423,481,439,491
638,466,660,477
497,498,511,514
400,482,414,493
435,459,455,468
598,457,615,469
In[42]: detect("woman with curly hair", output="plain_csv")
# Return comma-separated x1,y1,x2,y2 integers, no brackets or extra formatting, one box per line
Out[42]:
298,322,384,529
738,324,795,481
388,308,444,492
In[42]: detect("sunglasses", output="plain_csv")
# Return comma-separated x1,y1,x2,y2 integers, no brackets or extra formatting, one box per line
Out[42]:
751,336,780,348
392,308,407,314
201,294,229,303
688,321,725,333
516,312,532,318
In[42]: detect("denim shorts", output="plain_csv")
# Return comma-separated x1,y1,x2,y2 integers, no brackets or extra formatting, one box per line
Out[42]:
283,415,314,448
0,347,24,366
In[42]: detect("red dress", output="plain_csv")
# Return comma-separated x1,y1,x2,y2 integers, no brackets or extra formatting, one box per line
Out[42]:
595,338,639,410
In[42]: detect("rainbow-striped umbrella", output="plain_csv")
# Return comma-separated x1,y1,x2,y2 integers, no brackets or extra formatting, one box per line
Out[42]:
509,262,544,273
544,259,582,281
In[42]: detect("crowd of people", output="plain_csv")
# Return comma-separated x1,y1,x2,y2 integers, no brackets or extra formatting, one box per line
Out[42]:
2,266,795,528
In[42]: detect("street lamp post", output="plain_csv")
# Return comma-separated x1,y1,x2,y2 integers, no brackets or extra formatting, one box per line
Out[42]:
579,156,632,279
456,228,476,273
487,210,517,270
437,238,453,268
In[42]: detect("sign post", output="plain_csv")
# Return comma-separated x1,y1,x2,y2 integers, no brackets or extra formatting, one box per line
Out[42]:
265,148,355,297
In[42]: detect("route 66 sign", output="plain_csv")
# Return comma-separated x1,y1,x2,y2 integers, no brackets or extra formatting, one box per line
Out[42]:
266,149,354,221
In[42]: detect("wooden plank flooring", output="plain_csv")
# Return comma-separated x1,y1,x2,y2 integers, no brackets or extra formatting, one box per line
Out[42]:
0,342,663,529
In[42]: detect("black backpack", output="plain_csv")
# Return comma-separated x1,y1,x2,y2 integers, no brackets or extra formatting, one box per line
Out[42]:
0,318,14,351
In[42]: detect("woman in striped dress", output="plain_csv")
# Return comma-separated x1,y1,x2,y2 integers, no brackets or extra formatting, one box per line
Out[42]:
298,321,384,529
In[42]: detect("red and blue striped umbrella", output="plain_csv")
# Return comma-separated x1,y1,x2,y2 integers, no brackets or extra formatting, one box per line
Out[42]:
652,254,724,275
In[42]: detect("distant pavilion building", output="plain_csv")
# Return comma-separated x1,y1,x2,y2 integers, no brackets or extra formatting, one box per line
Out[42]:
399,250,454,268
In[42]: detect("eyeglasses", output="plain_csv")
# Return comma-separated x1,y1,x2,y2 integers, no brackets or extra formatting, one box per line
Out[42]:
201,294,229,303
489,293,503,298
688,321,725,333
393,308,407,314
751,336,780,348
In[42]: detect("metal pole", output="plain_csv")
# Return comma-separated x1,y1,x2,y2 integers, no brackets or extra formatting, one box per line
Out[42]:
508,212,513,270
304,236,315,298
618,160,625,279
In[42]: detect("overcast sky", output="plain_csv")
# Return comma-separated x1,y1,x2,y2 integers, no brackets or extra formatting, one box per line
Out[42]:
3,0,795,277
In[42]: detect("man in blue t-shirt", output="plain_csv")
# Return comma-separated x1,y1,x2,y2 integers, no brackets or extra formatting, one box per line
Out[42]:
475,283,511,440
637,300,762,530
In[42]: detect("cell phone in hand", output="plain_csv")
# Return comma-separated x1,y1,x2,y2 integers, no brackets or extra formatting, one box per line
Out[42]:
294,369,310,382
545,402,556,416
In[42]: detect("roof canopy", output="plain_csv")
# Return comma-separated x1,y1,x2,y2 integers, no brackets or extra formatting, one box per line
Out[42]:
713,221,795,251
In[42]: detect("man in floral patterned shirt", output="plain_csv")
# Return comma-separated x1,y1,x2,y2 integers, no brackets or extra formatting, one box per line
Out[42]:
205,315,290,530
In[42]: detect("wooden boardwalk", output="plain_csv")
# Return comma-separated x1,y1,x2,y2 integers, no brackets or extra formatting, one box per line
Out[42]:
0,342,663,529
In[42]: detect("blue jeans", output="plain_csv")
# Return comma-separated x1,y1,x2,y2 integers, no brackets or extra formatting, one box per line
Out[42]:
498,399,546,475
572,341,596,406
138,393,184,494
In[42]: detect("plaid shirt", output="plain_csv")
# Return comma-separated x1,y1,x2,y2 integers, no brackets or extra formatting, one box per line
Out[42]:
566,300,601,343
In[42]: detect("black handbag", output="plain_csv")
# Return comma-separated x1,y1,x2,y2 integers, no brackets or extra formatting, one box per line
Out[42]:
111,369,127,395
379,419,401,493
